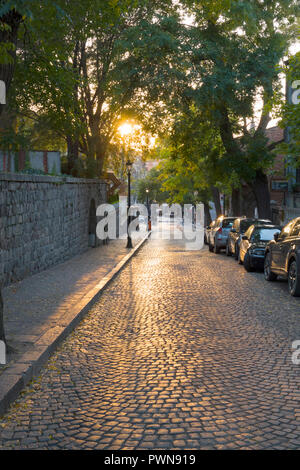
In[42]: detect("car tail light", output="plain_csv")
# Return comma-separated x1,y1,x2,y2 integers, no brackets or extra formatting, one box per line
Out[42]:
217,227,222,239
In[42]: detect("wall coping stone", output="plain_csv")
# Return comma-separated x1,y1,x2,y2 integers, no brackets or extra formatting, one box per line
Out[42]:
0,172,107,185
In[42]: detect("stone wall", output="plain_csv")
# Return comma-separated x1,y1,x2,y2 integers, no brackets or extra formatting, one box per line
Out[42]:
0,173,107,287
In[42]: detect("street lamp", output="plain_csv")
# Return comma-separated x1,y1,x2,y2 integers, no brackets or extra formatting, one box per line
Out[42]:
126,160,133,248
146,189,150,231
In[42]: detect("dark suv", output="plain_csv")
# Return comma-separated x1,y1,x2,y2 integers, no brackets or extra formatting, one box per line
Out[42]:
226,217,272,259
264,217,300,296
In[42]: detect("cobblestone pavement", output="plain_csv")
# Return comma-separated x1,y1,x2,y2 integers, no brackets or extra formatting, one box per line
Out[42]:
0,232,299,450
1,238,133,370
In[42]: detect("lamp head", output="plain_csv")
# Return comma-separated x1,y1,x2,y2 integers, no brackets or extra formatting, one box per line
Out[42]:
126,160,133,173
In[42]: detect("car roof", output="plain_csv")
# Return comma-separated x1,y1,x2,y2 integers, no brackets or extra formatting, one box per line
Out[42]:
242,218,272,222
250,224,281,230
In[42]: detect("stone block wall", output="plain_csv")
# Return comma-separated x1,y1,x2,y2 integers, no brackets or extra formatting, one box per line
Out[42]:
0,173,107,286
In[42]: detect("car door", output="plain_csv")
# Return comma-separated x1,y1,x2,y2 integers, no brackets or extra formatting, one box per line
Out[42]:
211,218,221,245
283,219,300,273
272,220,297,272
240,226,253,260
206,221,214,242
229,219,239,252
208,220,215,245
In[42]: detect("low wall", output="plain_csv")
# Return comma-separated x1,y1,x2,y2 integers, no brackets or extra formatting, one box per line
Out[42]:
0,173,107,286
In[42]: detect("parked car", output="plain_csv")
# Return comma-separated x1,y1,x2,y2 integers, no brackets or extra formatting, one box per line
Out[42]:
264,217,300,296
204,220,216,245
226,218,273,259
238,224,281,272
208,216,237,253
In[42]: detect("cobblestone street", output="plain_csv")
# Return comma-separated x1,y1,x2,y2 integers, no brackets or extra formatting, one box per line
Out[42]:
0,230,299,450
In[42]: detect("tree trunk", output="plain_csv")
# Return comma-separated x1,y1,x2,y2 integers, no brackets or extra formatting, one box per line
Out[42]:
0,289,6,345
66,136,79,176
204,202,212,226
211,186,222,216
231,188,241,216
251,170,272,219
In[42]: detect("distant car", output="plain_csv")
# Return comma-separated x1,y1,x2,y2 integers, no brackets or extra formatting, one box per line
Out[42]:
208,216,237,253
204,220,216,245
264,217,300,296
226,218,273,259
238,224,281,272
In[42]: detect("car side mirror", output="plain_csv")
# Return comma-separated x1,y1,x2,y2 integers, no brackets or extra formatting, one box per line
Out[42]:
242,235,248,241
274,233,279,242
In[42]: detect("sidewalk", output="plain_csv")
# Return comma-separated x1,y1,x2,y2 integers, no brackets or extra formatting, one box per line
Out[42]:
0,233,150,415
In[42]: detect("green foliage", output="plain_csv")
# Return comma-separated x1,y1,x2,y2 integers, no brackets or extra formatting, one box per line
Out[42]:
1,0,299,190
7,0,179,175
156,107,226,204
279,50,300,165
159,0,299,204
135,168,170,204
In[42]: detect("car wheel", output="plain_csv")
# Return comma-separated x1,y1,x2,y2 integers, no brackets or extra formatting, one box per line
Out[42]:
226,242,231,257
288,260,300,297
214,240,220,254
244,253,254,272
264,252,277,281
234,244,239,260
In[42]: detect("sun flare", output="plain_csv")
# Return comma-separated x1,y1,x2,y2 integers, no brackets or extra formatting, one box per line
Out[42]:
118,122,133,137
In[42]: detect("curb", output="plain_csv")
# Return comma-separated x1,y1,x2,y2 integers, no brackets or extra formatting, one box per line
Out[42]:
0,232,151,417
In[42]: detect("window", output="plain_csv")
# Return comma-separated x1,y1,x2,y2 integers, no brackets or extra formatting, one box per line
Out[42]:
240,219,255,233
222,218,235,228
251,227,281,243
279,220,297,239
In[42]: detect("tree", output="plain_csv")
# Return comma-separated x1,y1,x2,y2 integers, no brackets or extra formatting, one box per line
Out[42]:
136,167,170,204
139,0,297,218
10,0,178,176
157,107,228,216
185,0,299,217
0,0,67,118
279,50,300,164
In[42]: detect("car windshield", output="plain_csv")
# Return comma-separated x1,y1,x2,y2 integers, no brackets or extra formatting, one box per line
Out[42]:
251,228,280,243
240,219,256,232
222,218,236,228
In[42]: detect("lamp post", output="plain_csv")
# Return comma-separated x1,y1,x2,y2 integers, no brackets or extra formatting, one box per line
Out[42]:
193,190,199,225
126,160,133,248
146,188,150,230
